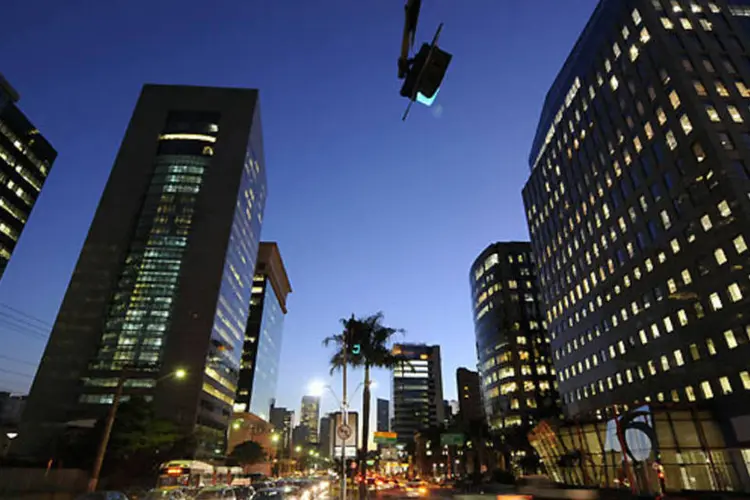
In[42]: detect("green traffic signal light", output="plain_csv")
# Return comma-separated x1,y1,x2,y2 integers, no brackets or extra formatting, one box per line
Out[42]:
352,344,361,355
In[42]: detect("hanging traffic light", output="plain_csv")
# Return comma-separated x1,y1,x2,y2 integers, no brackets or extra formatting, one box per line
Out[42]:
397,19,452,120
399,42,452,102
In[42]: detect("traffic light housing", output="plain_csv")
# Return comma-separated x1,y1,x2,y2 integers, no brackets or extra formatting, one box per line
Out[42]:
400,42,452,101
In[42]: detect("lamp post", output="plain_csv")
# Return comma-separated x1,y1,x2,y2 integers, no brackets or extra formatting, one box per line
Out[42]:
87,367,187,492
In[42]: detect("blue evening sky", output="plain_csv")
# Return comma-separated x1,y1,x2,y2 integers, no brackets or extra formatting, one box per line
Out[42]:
0,1,597,421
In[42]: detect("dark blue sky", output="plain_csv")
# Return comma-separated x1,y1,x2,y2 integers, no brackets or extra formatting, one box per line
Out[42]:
0,0,597,418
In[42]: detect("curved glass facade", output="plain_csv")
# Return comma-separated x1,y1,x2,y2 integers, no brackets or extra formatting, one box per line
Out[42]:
470,242,559,434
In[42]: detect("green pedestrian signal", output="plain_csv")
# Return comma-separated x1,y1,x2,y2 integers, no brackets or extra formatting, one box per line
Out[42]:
352,344,361,355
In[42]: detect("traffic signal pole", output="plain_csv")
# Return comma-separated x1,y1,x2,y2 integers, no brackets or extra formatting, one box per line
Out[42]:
341,329,348,500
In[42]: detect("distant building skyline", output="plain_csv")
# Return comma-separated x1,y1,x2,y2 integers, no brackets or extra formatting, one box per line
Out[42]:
456,367,484,425
0,72,56,281
376,398,389,433
17,84,267,460
391,343,444,443
299,395,320,444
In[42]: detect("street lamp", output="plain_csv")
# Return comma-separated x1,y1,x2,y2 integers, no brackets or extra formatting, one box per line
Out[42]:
295,446,302,453
87,367,187,492
271,433,280,443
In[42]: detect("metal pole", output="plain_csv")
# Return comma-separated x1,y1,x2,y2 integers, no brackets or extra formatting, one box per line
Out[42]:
341,339,348,500
87,371,126,492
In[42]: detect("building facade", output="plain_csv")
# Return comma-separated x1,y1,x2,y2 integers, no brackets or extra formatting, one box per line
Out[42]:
0,73,56,280
269,404,294,457
391,344,444,444
18,84,267,459
522,0,750,458
470,243,559,435
228,412,276,476
318,414,332,457
299,395,320,444
456,368,484,426
236,242,291,421
376,398,390,433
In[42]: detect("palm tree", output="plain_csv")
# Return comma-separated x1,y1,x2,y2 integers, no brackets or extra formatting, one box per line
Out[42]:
323,312,404,498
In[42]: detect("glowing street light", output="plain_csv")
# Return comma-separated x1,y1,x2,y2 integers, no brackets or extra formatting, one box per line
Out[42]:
295,446,302,453
308,379,326,397
87,367,187,492
271,433,280,443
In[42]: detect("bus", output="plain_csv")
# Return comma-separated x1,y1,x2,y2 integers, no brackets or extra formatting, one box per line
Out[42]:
157,460,214,489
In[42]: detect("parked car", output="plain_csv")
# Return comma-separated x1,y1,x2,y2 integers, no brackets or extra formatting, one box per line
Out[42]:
75,493,130,500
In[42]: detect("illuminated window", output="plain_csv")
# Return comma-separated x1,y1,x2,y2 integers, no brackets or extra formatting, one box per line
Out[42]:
709,292,723,310
694,81,707,96
701,381,714,399
633,9,642,25
690,343,700,361
686,385,697,401
669,90,681,109
674,349,684,366
715,81,730,96
718,200,731,217
701,214,713,231
610,75,619,91
728,283,743,302
719,377,732,395
736,82,750,98
740,371,750,390
661,17,674,29
715,248,727,265
705,105,721,122
679,115,693,134
640,27,650,43
681,269,692,285
728,105,744,123
677,309,688,326
725,329,738,349
657,107,667,124
680,18,693,29
708,2,720,12
733,235,747,254
707,338,717,355
629,45,639,61
644,122,654,139
666,130,677,150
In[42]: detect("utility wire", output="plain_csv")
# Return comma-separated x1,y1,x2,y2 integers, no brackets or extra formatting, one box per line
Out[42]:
0,366,34,379
0,353,38,367
0,303,53,328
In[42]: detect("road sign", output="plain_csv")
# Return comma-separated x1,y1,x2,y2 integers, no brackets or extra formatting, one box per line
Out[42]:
440,433,464,446
337,424,352,441
374,431,398,444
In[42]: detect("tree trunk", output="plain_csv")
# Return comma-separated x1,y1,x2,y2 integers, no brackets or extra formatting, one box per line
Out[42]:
359,364,371,499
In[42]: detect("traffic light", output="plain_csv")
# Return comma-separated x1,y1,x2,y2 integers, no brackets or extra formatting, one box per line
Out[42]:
399,42,452,102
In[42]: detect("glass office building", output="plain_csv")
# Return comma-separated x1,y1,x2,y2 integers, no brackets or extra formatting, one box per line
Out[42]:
391,344,444,444
235,242,291,421
522,0,750,472
0,73,56,280
470,243,559,442
19,84,266,459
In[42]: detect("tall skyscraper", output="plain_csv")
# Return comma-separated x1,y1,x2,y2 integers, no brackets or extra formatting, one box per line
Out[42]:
18,84,267,459
522,0,750,436
318,414,332,457
235,241,291,421
0,73,56,279
376,398,390,433
391,344,444,443
299,395,321,444
269,404,294,457
456,367,484,425
470,243,559,434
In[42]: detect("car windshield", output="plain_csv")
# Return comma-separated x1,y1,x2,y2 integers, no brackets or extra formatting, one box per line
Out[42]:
255,489,284,500
194,489,226,499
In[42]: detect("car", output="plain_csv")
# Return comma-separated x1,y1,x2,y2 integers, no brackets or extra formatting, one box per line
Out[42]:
75,493,130,500
232,485,256,500
255,487,295,500
404,481,428,497
143,489,188,500
193,486,237,500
